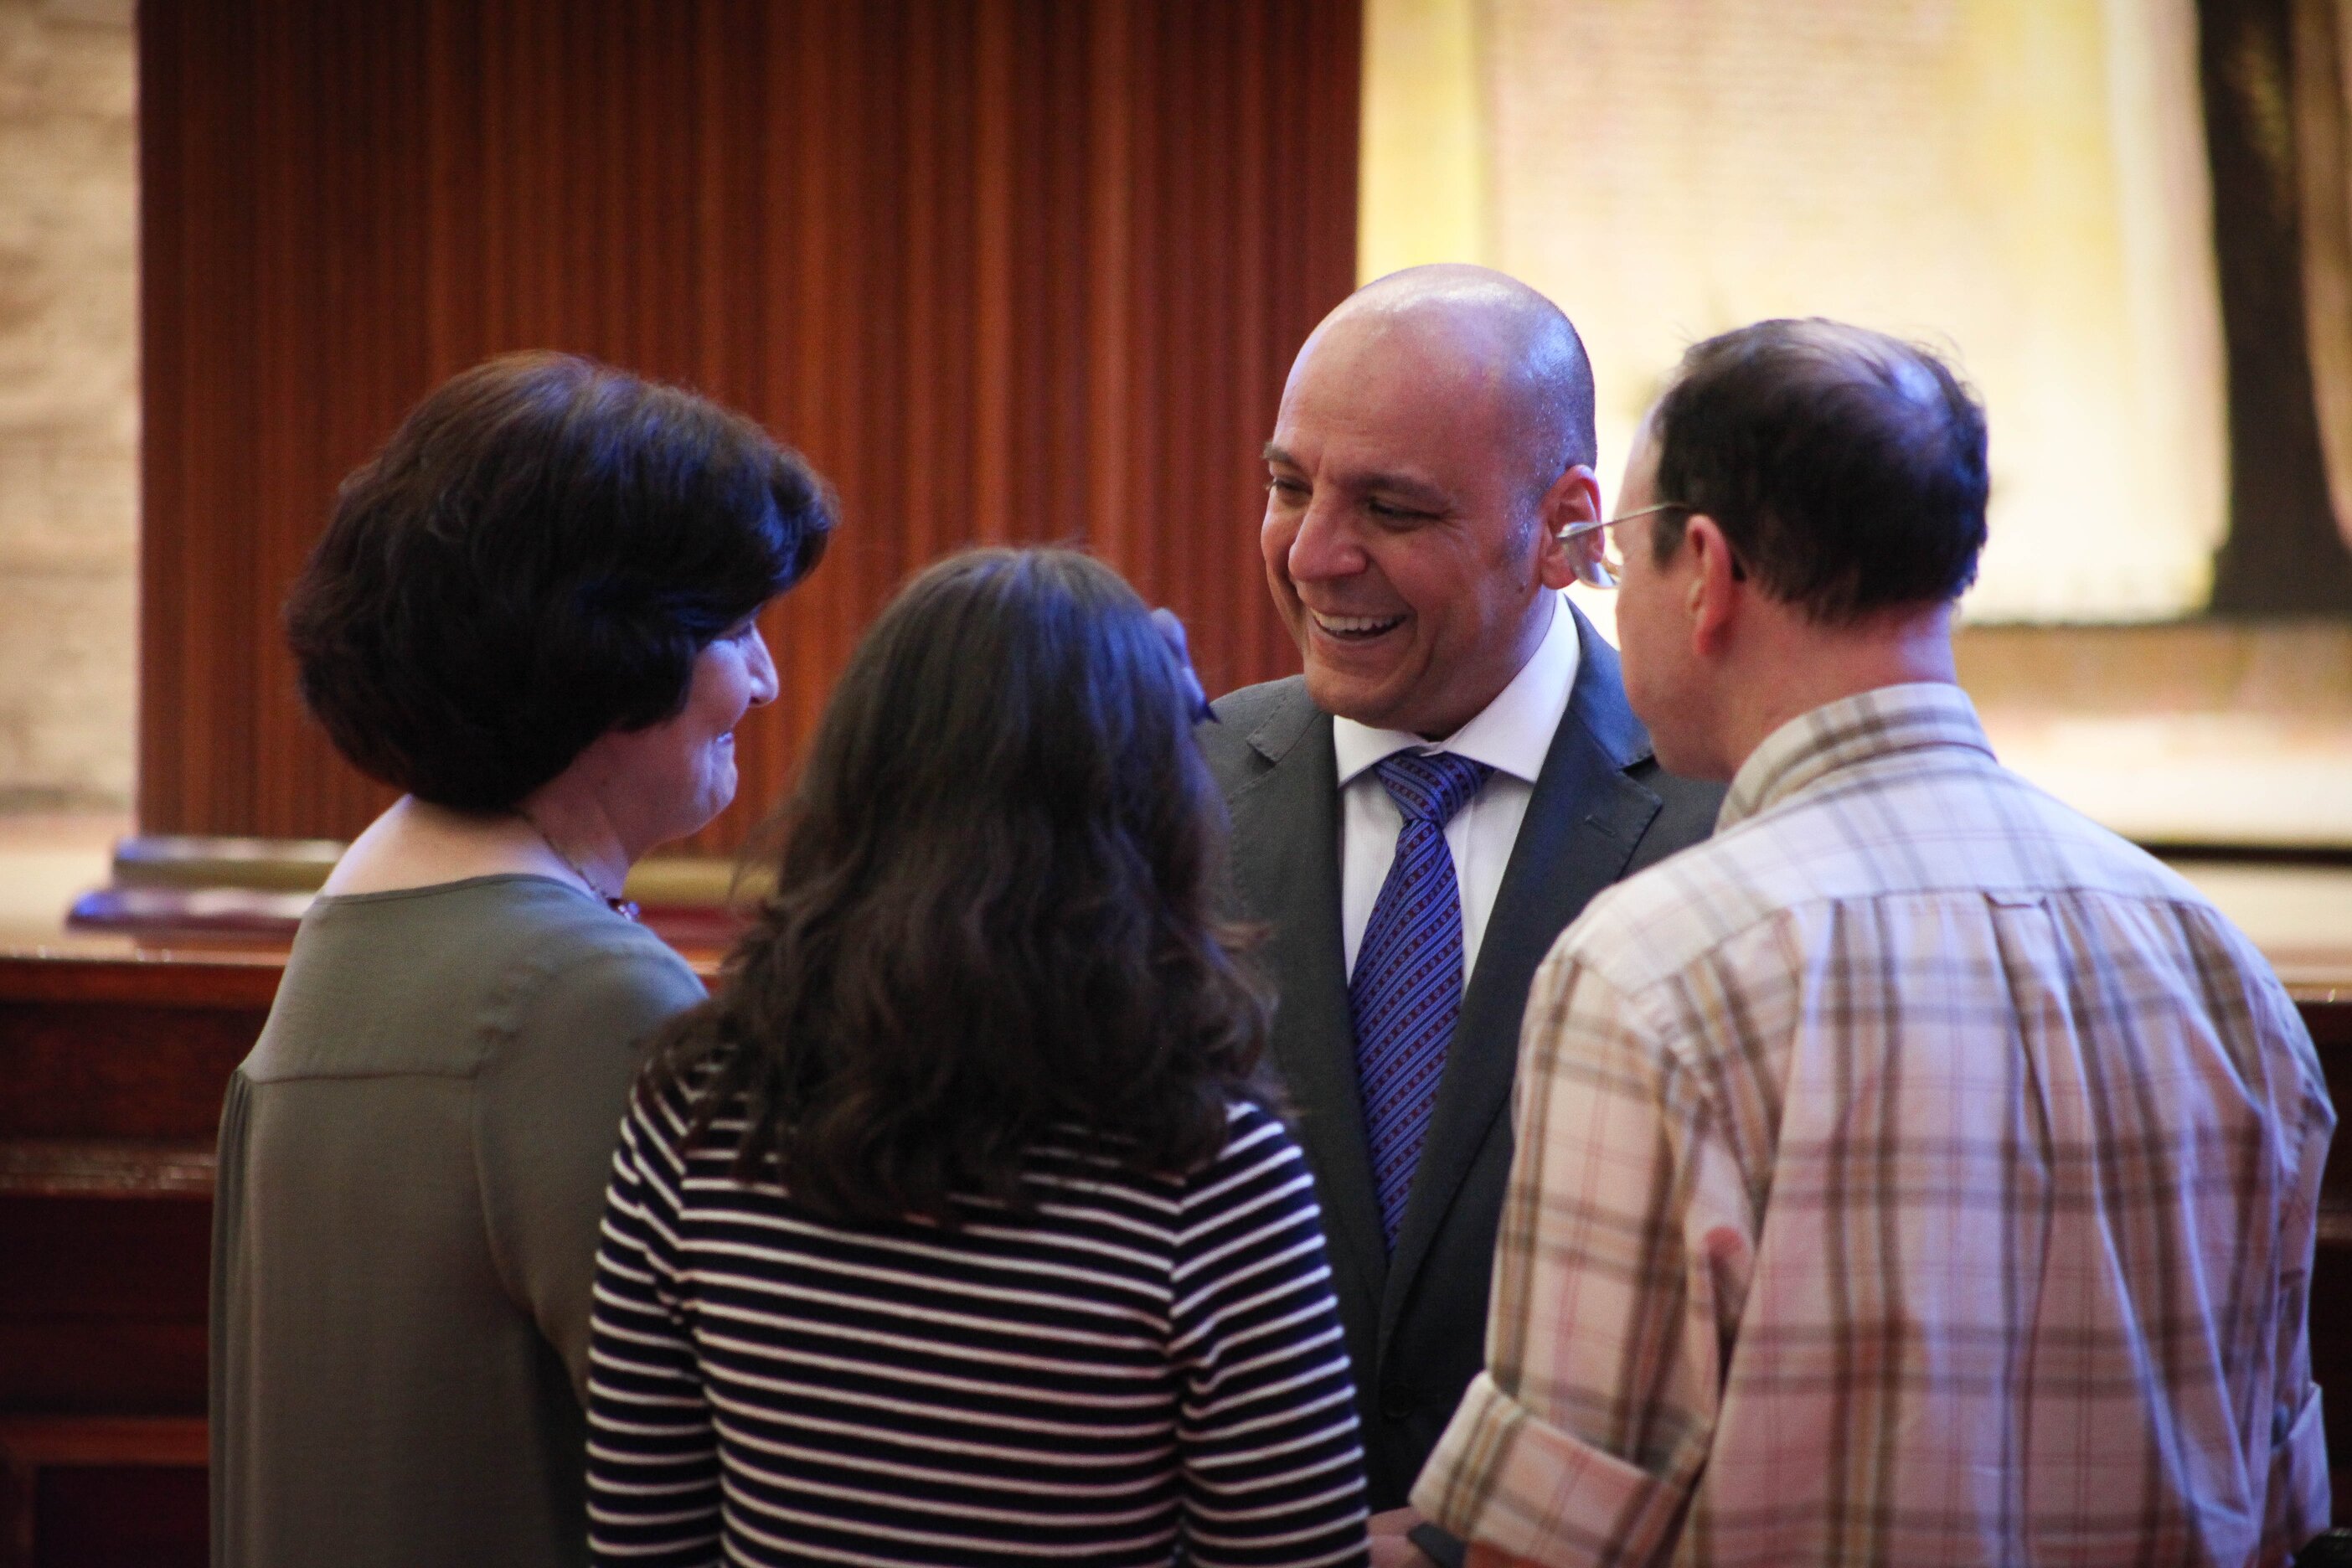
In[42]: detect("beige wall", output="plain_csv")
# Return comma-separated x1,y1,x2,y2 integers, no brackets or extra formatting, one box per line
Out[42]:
1361,0,2228,625
0,0,134,809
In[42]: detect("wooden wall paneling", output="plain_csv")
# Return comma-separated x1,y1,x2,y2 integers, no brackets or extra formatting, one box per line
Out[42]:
0,950,273,1421
269,0,363,842
726,0,810,833
139,0,1363,854
971,0,1018,551
139,0,263,839
0,950,277,1557
0,1198,210,1418
895,4,947,574
247,0,317,841
1141,0,1246,694
2,1444,208,1568
0,957,276,1142
1031,0,1093,560
1269,0,1363,688
1222,1,1275,691
1085,0,1137,579
690,3,766,472
756,0,835,818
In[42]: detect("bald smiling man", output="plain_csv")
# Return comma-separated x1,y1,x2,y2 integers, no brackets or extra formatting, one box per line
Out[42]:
1198,266,1723,1563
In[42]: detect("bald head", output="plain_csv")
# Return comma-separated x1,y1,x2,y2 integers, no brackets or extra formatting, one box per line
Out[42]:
1258,266,1601,738
1296,264,1596,500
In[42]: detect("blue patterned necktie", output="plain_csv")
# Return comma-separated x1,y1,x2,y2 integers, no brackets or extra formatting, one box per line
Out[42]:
1349,750,1493,1250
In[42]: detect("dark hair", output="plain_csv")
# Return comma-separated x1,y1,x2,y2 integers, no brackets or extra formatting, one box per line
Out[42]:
286,351,834,811
649,548,1276,1225
1647,318,1988,622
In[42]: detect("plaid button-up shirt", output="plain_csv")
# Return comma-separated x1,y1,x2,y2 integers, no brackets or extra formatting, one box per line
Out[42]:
1412,683,2334,1566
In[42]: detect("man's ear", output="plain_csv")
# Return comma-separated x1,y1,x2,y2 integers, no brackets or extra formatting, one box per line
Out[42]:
1684,513,1741,656
1534,463,1601,591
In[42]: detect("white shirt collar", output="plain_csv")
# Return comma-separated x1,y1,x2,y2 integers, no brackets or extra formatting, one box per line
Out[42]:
1332,591,1582,788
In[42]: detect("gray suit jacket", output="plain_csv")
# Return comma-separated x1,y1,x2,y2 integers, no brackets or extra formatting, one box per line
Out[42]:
1198,606,1724,1512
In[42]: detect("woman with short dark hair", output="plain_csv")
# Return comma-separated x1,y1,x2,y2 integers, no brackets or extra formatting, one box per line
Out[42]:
585,549,1370,1566
211,352,833,1568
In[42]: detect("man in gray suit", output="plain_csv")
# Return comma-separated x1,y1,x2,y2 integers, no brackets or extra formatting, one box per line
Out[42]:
1197,266,1721,1563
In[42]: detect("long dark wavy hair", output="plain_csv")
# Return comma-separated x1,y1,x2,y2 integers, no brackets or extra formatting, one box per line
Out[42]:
647,548,1277,1225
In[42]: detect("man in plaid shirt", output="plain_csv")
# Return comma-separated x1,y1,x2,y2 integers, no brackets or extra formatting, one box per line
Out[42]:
1409,319,2334,1566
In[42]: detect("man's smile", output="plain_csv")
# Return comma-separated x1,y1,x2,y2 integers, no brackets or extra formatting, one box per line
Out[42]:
1309,609,1407,641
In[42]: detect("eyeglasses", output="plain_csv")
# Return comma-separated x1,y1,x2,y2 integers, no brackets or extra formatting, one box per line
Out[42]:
1555,503,1690,590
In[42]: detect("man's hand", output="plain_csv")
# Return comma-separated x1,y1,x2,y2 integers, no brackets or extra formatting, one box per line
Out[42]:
1369,1505,1436,1566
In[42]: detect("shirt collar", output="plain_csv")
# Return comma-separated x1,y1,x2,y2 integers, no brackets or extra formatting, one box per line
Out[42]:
1333,592,1582,787
1719,681,1994,830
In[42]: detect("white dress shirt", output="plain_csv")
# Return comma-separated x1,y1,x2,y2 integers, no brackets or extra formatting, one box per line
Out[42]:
1334,591,1581,983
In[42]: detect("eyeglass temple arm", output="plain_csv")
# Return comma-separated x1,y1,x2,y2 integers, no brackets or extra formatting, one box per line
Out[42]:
1555,501,1688,543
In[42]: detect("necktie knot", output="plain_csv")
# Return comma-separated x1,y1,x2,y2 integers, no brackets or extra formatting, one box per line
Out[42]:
1374,750,1492,827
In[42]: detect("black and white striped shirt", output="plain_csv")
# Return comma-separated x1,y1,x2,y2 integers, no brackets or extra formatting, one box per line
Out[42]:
586,1081,1370,1565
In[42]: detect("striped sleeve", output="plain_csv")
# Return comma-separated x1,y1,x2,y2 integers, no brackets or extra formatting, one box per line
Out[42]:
586,1087,723,1566
1169,1104,1370,1568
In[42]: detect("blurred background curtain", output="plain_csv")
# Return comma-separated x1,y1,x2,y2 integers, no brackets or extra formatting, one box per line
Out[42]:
2199,0,2352,611
2297,0,2352,559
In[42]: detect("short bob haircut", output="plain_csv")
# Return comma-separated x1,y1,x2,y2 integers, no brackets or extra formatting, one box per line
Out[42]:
286,352,834,812
1647,318,1988,623
649,548,1276,1225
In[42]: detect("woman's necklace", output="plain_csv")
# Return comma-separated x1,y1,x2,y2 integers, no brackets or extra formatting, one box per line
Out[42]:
518,810,640,922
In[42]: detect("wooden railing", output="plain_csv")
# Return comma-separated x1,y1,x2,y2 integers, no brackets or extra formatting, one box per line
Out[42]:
0,950,277,1566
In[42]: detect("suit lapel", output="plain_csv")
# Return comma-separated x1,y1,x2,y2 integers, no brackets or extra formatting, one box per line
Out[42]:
1227,689,1390,1299
1379,607,1663,1347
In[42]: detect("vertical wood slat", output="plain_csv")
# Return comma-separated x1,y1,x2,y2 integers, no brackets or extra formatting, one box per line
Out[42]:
137,0,1361,854
139,1,263,838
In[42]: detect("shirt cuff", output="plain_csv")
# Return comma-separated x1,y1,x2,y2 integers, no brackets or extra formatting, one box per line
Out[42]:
1410,1370,1684,1568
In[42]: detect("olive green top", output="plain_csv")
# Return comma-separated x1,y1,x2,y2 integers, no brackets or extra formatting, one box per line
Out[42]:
209,875,704,1568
